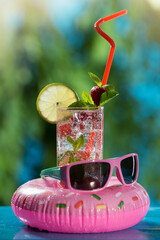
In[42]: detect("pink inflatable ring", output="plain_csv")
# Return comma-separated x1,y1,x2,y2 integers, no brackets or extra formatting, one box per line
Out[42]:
11,177,150,233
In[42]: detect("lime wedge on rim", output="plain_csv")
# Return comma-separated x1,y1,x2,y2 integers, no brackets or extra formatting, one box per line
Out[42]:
36,83,78,123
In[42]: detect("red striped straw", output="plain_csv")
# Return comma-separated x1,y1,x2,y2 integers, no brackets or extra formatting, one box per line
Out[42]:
94,9,127,86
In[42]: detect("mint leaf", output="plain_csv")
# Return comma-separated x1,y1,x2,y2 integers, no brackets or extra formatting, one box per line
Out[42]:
68,100,96,108
67,136,75,146
99,90,119,106
88,72,102,87
73,134,84,152
67,151,75,163
68,100,87,108
103,84,115,91
81,91,94,105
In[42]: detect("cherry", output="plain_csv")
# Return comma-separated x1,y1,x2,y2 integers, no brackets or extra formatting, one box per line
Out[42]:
90,86,107,106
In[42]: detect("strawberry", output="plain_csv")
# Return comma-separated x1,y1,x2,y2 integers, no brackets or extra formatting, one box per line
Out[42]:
90,86,107,106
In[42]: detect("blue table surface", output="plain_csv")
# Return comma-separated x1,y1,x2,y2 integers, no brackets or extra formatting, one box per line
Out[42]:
0,206,160,240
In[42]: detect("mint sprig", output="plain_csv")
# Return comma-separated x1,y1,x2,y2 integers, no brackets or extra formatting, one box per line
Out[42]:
59,134,85,163
68,72,119,108
67,135,84,152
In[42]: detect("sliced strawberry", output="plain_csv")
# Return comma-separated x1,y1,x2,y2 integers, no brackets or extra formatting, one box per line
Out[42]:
77,112,88,121
79,122,85,131
75,151,90,161
85,132,95,152
58,123,72,138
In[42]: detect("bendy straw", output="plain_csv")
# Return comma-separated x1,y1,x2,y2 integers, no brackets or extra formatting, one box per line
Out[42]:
94,9,127,86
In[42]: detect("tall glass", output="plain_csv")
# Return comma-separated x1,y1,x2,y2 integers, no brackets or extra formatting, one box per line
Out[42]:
57,107,104,166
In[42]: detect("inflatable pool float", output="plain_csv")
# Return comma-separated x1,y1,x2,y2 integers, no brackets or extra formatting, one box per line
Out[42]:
11,176,149,233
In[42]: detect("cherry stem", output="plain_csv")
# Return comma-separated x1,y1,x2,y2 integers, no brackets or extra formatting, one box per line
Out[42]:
94,9,127,86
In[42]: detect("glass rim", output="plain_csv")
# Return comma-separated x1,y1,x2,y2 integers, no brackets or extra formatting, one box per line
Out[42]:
57,106,104,110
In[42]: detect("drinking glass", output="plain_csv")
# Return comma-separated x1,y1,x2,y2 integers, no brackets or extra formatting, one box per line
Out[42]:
57,107,104,166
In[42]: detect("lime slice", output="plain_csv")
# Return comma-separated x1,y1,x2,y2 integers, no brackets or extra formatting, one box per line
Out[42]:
36,83,78,123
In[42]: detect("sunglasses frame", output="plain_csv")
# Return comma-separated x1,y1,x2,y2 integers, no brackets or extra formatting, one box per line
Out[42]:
40,153,139,193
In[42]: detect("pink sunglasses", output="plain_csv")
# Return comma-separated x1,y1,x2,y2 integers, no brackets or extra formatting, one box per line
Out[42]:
40,153,139,192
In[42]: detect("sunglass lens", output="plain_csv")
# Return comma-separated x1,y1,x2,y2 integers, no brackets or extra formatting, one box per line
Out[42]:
120,156,137,184
70,162,110,190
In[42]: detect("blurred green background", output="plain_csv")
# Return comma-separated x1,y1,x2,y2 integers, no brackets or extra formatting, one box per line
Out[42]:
0,0,160,205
